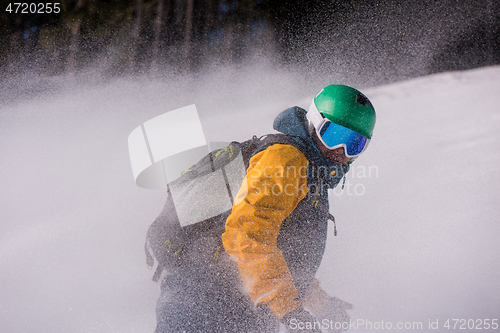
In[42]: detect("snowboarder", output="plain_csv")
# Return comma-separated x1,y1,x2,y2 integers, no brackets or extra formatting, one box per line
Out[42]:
154,84,376,333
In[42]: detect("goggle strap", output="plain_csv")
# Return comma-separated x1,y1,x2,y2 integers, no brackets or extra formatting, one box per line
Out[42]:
307,99,324,129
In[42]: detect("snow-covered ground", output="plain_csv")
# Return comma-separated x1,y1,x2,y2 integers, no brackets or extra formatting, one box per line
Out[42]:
1,65,499,333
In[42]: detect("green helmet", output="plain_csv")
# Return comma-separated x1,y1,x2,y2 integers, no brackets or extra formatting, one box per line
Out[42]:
310,85,376,139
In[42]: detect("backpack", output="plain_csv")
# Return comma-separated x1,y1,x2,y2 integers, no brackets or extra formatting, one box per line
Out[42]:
144,134,335,282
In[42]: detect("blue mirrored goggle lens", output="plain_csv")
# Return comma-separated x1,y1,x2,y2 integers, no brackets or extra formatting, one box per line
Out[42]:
319,121,368,156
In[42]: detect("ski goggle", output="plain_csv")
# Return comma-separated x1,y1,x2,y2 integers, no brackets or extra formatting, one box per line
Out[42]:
316,120,370,158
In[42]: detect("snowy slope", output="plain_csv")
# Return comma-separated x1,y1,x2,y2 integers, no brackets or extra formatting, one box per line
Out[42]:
0,65,499,333
319,67,500,331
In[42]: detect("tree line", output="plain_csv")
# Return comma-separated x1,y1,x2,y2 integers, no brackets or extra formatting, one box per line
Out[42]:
0,0,349,76
1,0,498,79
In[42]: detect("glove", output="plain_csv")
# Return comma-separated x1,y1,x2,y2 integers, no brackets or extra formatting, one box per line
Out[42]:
281,306,322,333
314,296,353,333
302,279,353,333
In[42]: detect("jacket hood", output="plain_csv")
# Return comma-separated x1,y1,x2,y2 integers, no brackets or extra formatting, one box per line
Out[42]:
273,106,310,139
273,106,349,189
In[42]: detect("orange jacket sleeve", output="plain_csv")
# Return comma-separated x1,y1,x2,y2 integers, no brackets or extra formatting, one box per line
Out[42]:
221,144,309,319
